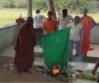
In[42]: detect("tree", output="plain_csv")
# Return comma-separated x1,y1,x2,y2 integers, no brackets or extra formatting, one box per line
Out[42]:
46,0,57,19
32,0,47,11
63,0,97,13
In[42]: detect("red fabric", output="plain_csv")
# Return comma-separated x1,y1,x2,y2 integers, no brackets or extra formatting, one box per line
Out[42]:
14,24,36,71
16,18,25,23
81,16,93,56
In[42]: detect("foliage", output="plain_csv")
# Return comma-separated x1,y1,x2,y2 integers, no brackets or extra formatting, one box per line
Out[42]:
54,0,98,13
0,0,98,13
32,0,47,11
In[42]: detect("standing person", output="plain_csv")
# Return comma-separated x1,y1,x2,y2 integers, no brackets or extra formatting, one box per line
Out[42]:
42,11,57,34
92,60,99,83
33,9,46,44
57,9,73,30
81,9,96,56
67,16,83,61
14,17,36,72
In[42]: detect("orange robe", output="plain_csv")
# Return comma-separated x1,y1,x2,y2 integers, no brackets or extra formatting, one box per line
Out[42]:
81,16,93,56
14,24,36,71
43,19,57,34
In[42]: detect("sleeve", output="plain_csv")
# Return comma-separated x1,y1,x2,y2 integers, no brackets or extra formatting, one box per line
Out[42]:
69,16,74,22
67,23,72,28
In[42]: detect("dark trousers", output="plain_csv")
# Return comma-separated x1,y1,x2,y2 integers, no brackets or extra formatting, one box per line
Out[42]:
34,28,43,45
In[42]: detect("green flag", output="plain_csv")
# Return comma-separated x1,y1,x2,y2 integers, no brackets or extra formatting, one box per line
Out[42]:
41,28,70,71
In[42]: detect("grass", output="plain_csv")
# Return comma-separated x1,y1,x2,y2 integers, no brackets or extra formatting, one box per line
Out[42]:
0,8,99,25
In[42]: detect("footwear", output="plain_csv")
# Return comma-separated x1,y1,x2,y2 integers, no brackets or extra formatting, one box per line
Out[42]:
90,48,94,50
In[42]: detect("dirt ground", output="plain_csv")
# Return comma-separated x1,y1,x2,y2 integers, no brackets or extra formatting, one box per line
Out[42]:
0,56,59,82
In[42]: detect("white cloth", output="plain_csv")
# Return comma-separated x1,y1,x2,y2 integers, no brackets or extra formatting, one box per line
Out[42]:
58,15,73,30
67,23,83,41
33,14,46,29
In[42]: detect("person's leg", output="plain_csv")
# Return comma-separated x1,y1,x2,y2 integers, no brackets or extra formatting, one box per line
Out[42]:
37,28,43,46
69,40,74,61
34,28,39,45
75,41,81,61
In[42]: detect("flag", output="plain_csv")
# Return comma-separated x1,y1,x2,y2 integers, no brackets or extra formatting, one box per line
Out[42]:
41,28,70,72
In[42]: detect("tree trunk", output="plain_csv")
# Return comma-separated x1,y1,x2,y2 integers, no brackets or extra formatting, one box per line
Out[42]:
27,0,32,17
46,0,57,19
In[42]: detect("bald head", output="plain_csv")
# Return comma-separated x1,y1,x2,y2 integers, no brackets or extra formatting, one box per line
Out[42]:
83,9,88,16
26,16,33,25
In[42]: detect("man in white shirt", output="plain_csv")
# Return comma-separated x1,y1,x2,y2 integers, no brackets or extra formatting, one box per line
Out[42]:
67,16,83,61
33,9,46,45
57,9,73,30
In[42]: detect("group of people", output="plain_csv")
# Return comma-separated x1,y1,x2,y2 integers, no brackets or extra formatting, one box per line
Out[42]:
14,8,99,75
33,9,98,60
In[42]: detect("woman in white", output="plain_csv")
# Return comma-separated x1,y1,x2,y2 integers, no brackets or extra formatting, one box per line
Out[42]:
57,9,73,30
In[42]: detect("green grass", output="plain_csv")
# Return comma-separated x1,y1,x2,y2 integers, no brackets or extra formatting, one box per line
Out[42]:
0,8,99,25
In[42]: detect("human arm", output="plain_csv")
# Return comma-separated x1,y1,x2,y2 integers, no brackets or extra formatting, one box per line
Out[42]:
57,15,60,23
91,17,99,28
54,20,58,30
42,20,48,30
14,26,22,51
92,60,99,75
32,27,36,47
41,15,47,20
69,15,74,23
67,23,72,28
91,20,96,28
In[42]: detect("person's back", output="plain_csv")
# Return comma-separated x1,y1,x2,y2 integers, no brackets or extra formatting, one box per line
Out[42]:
14,17,36,72
33,9,46,45
33,13,45,28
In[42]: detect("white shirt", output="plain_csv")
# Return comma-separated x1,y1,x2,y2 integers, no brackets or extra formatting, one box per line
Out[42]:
33,14,46,29
67,23,83,41
58,15,73,30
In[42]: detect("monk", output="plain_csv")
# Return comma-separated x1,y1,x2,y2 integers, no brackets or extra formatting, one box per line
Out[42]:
42,11,57,34
80,9,96,56
14,17,36,72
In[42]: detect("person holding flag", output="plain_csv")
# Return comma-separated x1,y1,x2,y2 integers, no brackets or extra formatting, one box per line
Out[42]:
42,11,57,34
67,16,83,61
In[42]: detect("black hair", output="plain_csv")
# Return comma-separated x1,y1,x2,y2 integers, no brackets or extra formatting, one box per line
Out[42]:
48,11,52,15
36,9,40,13
74,16,80,20
62,9,68,14
84,9,88,12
